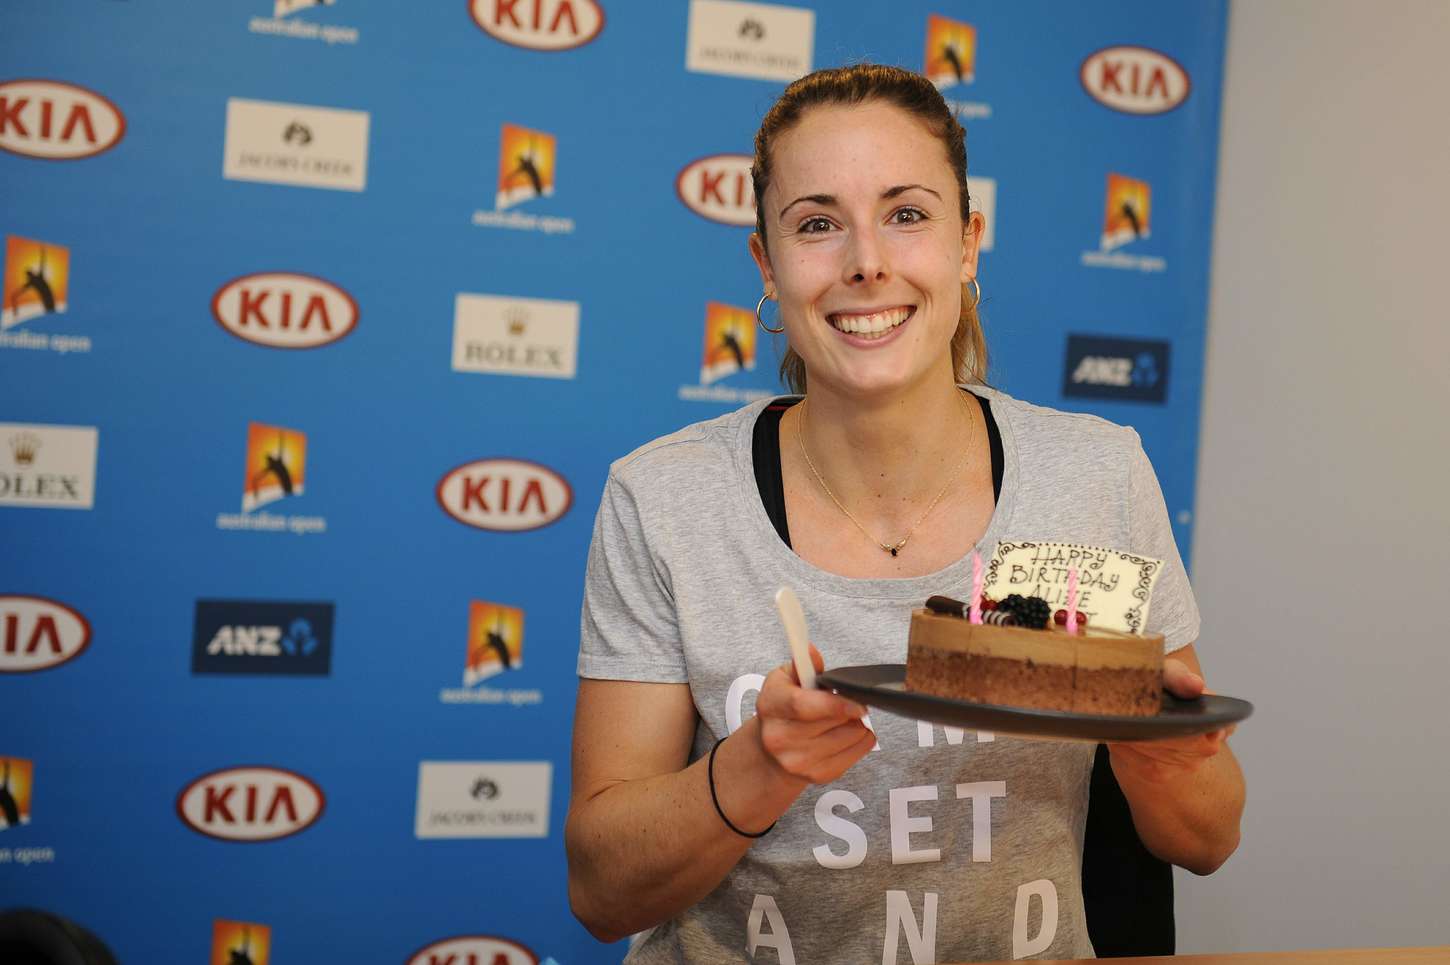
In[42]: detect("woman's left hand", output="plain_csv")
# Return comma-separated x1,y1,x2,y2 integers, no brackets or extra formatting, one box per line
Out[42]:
1106,656,1236,786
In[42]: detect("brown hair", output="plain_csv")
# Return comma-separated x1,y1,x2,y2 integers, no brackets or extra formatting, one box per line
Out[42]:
751,63,988,393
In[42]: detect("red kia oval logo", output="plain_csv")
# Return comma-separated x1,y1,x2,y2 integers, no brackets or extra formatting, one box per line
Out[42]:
1080,46,1191,115
469,0,605,51
176,766,325,842
0,594,92,673
676,153,756,227
405,935,539,965
0,79,126,160
211,272,359,350
436,458,573,532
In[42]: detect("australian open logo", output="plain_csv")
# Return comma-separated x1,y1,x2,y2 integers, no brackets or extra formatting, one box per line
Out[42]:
1062,334,1170,404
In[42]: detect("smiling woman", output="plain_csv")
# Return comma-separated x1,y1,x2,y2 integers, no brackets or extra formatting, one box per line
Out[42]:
565,63,1243,963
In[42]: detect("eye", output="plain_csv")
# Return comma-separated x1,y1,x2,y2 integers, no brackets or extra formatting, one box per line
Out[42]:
891,206,928,225
797,216,834,234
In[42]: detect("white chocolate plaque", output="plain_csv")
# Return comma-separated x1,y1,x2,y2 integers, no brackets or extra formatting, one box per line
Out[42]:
983,541,1163,635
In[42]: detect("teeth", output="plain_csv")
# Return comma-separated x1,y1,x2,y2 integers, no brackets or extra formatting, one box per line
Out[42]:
830,307,910,338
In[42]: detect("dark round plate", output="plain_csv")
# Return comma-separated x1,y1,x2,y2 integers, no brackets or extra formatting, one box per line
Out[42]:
817,664,1253,742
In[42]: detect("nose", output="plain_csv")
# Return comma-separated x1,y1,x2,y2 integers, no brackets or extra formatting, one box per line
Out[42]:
843,226,889,285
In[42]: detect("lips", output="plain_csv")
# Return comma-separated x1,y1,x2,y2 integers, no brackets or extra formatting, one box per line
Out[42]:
826,305,915,339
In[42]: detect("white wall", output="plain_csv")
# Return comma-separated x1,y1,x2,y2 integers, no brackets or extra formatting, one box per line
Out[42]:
1176,0,1450,953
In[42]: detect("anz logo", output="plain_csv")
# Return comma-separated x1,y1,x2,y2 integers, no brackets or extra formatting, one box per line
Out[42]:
192,600,333,676
206,618,319,657
1062,334,1170,404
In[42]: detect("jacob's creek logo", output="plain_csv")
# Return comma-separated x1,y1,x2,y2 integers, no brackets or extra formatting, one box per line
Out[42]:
470,0,604,51
223,97,369,193
676,153,755,227
451,293,578,380
1062,334,1170,404
473,123,575,235
0,236,89,355
0,595,92,674
177,766,324,842
215,422,327,534
679,302,774,405
0,422,97,510
685,0,814,83
249,0,359,45
212,921,271,965
1081,46,1190,115
0,758,33,831
1080,173,1165,273
440,601,541,706
407,935,540,965
0,80,125,161
436,458,572,532
924,15,990,120
212,272,359,349
192,600,334,677
415,761,550,839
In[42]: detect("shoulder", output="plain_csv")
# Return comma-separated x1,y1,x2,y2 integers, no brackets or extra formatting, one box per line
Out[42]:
607,399,774,496
981,385,1141,461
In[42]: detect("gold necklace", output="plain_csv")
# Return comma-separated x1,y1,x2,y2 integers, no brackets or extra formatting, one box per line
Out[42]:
796,390,974,557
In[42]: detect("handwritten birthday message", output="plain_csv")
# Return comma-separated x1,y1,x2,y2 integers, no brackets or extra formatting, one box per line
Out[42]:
983,541,1162,634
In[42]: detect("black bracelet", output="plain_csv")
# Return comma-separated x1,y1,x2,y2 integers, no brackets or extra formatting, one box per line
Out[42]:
708,736,776,839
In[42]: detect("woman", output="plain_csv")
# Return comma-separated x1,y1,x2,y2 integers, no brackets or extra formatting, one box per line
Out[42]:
567,64,1243,963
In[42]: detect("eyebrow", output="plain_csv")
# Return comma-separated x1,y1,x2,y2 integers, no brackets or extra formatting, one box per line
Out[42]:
779,183,943,219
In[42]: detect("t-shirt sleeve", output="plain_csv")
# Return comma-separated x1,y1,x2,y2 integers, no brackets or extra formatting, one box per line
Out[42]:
1126,433,1202,653
577,472,689,682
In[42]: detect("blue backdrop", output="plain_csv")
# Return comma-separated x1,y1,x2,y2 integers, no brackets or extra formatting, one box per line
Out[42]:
1,1,1226,962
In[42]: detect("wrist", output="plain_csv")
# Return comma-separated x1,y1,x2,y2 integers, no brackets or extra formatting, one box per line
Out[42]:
711,719,806,837
1107,742,1183,789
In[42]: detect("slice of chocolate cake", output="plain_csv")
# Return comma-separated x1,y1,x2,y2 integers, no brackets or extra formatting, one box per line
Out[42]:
905,605,1163,716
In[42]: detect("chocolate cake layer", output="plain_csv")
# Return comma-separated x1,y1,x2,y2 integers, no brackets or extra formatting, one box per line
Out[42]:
905,608,1165,718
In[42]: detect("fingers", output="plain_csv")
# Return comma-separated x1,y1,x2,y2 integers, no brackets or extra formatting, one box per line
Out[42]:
1163,657,1206,699
763,719,875,784
808,642,825,675
759,664,865,723
756,655,875,784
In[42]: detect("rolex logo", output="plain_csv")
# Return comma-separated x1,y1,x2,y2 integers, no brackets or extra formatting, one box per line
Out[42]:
9,433,39,467
504,307,528,337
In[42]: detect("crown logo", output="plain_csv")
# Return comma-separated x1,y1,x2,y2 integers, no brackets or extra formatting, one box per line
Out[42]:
504,307,528,336
10,433,39,466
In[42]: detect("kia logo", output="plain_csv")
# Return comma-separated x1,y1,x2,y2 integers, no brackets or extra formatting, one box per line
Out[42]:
676,153,756,227
436,458,572,533
405,935,539,965
0,79,126,160
470,0,605,51
176,766,325,842
211,271,359,349
1080,45,1191,115
0,594,92,674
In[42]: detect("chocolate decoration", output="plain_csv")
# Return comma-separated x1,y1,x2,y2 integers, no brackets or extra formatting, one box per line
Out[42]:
925,595,968,618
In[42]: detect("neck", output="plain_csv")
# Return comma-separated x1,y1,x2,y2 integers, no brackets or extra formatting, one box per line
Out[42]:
796,365,975,510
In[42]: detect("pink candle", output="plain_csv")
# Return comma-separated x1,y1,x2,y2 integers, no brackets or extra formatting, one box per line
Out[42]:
1065,566,1079,635
969,551,983,624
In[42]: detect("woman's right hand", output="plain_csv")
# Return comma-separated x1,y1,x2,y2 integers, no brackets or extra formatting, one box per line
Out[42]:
754,643,877,785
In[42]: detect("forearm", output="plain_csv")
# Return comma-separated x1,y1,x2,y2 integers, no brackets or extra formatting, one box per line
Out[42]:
1110,741,1245,875
565,716,805,942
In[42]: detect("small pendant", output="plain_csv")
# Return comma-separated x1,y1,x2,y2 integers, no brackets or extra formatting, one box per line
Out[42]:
890,547,898,557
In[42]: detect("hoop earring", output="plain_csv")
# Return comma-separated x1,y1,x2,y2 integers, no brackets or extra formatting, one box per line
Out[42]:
964,275,983,310
756,291,785,334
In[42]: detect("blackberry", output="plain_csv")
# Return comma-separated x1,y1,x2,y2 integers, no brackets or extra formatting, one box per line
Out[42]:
999,594,1051,630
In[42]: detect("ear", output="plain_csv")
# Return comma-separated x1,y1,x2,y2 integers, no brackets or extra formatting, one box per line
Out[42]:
748,232,776,295
960,211,985,283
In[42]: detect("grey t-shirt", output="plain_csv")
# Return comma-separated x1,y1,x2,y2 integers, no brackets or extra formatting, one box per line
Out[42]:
578,387,1200,964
